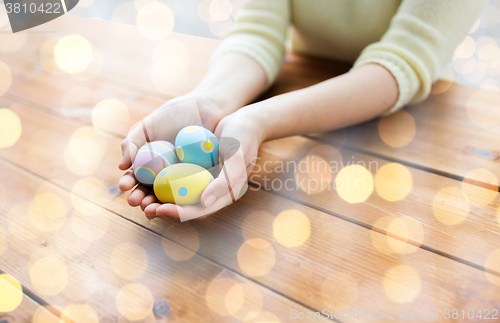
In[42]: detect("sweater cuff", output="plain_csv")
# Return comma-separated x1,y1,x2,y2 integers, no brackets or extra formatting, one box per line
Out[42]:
210,34,284,88
353,48,420,116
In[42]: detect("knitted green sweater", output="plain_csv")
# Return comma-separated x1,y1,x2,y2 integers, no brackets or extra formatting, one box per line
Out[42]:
211,0,488,114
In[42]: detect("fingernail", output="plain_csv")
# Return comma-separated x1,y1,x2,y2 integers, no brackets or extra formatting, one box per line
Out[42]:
204,195,216,207
147,214,157,220
120,156,124,164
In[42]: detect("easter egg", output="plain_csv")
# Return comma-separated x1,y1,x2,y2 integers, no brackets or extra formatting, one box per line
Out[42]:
153,163,214,205
133,141,177,185
175,126,219,169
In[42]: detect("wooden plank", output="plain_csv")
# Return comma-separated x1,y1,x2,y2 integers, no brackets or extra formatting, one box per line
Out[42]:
0,159,309,323
3,62,500,276
0,277,47,323
308,84,500,188
3,56,163,137
1,95,500,321
253,136,500,272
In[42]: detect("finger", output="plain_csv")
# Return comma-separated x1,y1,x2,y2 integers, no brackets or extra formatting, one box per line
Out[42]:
140,193,159,211
179,195,233,221
201,177,231,207
119,120,149,170
221,142,250,200
155,203,181,220
202,143,248,208
119,169,138,191
144,203,161,219
127,184,150,207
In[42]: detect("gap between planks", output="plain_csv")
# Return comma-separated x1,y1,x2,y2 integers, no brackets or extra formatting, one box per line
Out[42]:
0,156,337,323
3,92,500,282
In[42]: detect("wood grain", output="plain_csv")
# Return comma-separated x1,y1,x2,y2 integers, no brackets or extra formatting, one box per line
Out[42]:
1,96,499,322
0,284,45,323
3,63,500,275
0,158,312,323
1,14,500,322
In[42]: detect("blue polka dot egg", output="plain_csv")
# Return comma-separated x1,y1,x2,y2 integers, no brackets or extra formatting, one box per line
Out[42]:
175,125,219,169
154,163,214,205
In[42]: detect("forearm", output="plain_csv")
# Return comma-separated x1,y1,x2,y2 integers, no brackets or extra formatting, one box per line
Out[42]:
192,53,267,115
249,64,399,141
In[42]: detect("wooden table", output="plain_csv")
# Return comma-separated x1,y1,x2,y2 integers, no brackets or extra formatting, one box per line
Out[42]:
1,15,499,323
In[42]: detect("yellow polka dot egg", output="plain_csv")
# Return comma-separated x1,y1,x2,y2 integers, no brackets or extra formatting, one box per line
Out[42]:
175,125,219,169
154,163,214,205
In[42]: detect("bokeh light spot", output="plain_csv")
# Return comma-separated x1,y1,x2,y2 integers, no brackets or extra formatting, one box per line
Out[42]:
0,108,21,148
273,209,310,248
64,127,108,176
39,38,63,74
110,242,148,280
209,0,232,21
375,163,413,202
378,110,416,148
433,187,470,226
151,56,189,97
383,265,421,303
206,278,236,316
29,187,67,232
61,304,99,323
294,155,332,194
30,256,68,296
92,99,130,135
0,274,23,312
54,35,93,74
116,284,154,321
386,216,424,254
136,2,174,40
454,36,475,59
336,165,374,204
461,168,498,206
32,306,64,323
162,224,200,261
71,177,109,216
225,283,263,321
237,238,276,277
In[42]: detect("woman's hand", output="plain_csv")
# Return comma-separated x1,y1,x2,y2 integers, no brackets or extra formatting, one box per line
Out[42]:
144,103,267,221
118,91,236,212
118,53,268,219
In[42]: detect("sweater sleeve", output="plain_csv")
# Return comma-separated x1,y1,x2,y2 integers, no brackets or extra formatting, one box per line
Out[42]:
353,0,488,115
210,0,290,86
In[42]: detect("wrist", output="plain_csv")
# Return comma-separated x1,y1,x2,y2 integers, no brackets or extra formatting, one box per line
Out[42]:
238,100,273,145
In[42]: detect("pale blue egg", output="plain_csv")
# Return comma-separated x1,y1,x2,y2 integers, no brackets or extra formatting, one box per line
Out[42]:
175,126,219,169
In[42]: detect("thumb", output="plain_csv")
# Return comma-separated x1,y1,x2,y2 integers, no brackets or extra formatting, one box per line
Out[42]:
119,120,149,170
